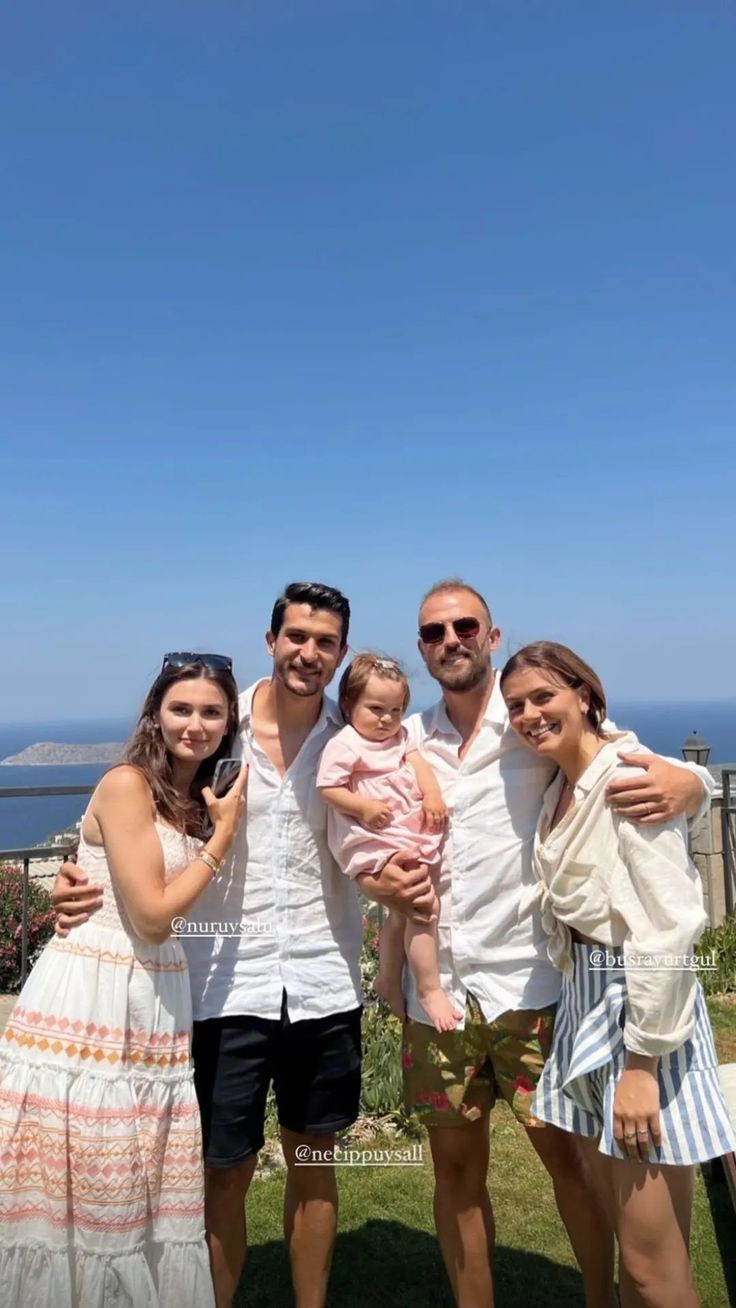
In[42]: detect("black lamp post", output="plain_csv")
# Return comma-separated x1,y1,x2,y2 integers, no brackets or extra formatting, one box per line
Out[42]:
681,731,711,767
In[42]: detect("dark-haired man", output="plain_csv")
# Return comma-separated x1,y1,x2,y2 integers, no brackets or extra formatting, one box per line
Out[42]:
358,578,712,1308
52,582,362,1308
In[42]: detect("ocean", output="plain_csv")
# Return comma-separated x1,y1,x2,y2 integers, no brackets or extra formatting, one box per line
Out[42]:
0,720,131,853
1,704,735,852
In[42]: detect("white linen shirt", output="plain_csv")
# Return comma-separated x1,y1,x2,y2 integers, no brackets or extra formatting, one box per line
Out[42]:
403,674,714,1030
533,732,708,1057
181,680,363,1023
403,674,559,1028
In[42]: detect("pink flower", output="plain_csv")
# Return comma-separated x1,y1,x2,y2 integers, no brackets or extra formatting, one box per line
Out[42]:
415,1091,450,1112
513,1075,534,1095
430,1092,451,1111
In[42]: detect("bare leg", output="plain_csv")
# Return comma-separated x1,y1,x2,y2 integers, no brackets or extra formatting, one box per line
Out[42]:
578,1135,644,1305
204,1156,258,1308
373,908,407,1021
281,1126,338,1308
613,1159,698,1308
428,1116,495,1307
405,867,461,1032
527,1124,617,1308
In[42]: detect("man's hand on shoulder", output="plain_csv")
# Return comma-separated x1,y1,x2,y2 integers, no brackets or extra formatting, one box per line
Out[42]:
607,752,703,825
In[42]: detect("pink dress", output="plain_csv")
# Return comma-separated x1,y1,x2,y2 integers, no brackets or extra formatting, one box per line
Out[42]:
317,725,443,879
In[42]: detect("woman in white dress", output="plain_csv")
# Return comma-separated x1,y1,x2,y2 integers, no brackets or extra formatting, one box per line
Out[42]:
0,654,247,1308
500,641,735,1308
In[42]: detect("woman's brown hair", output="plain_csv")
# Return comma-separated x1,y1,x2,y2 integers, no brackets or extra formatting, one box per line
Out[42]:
500,641,608,732
122,661,240,837
338,653,410,722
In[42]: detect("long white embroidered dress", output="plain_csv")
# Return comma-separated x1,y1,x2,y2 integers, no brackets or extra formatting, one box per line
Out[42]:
0,821,215,1308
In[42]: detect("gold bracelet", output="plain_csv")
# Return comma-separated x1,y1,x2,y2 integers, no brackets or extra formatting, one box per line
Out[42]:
198,849,224,877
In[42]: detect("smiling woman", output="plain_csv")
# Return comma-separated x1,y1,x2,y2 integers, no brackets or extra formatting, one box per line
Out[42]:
501,643,610,801
122,658,241,837
159,685,231,767
0,657,246,1308
503,643,608,737
500,641,736,1308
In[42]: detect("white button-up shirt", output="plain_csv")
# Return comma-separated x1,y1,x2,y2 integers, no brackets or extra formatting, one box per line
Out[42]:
181,680,363,1023
403,675,713,1029
403,675,560,1027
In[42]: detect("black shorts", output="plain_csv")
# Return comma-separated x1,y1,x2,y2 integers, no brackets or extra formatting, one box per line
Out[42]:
192,994,362,1167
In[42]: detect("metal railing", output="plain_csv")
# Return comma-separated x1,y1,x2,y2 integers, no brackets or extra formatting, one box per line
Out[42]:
722,768,736,917
0,785,93,987
2,774,734,990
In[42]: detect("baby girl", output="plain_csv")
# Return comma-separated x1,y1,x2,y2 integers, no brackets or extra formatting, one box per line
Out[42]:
317,653,460,1031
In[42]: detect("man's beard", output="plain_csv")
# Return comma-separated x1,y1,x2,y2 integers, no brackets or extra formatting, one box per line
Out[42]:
432,652,491,693
276,660,326,698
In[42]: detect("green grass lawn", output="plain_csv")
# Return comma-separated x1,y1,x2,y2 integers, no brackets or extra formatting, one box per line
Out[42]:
709,995,736,1062
234,997,736,1306
236,1098,735,1307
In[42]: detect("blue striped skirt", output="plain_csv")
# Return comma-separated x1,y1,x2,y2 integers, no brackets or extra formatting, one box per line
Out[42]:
532,943,736,1165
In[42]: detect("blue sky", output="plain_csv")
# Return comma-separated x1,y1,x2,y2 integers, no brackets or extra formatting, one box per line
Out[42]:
2,0,734,722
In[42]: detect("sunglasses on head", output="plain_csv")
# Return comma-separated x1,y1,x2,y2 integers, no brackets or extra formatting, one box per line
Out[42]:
418,617,482,645
161,652,233,674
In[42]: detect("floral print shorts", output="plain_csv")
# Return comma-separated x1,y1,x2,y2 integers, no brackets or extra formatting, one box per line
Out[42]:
402,993,556,1127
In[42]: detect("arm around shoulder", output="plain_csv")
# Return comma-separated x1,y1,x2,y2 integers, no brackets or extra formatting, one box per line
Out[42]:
613,747,713,825
676,757,714,825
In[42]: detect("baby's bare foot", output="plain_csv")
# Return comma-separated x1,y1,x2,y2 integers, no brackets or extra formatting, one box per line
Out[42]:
373,974,406,1023
419,988,462,1033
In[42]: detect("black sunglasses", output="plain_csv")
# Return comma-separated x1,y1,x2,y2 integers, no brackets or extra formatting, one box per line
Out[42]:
418,617,482,645
161,652,233,674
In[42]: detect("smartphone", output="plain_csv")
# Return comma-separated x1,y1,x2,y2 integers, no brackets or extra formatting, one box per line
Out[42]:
212,757,242,798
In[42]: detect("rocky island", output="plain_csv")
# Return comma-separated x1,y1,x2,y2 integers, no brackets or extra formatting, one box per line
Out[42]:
0,743,125,766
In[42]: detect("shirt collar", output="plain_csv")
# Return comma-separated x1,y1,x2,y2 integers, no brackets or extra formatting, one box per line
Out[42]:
239,679,342,733
485,669,509,730
424,667,507,738
573,730,640,795
319,693,343,730
424,699,455,738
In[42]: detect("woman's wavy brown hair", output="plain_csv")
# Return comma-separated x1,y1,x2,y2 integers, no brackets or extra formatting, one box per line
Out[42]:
122,661,240,837
500,641,608,733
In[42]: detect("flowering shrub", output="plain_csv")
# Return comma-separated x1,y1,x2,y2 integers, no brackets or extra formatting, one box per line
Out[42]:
360,910,381,998
0,864,56,992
